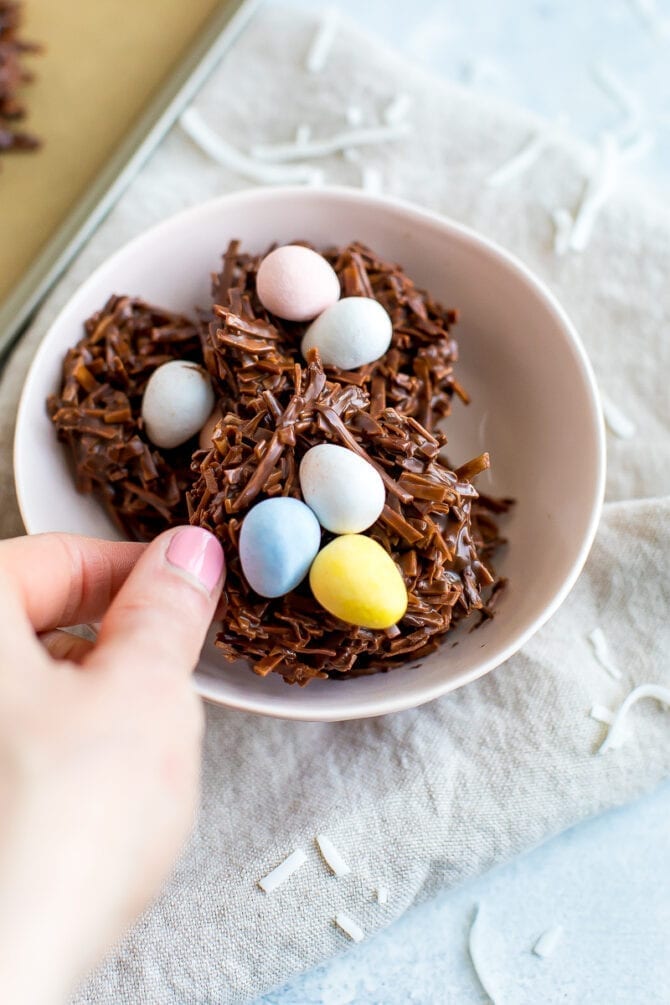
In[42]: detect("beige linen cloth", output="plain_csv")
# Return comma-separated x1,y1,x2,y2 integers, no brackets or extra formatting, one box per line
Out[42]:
1,8,669,1004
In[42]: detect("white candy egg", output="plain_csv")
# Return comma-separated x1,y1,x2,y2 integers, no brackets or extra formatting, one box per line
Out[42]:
299,443,386,534
301,296,393,370
256,245,340,321
141,360,215,450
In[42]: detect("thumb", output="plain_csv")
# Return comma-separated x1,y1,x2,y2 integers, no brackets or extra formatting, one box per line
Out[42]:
90,526,225,679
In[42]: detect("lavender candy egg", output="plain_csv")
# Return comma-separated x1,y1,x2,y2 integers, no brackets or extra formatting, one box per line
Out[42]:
141,360,215,450
301,296,393,369
299,444,385,534
256,245,340,322
239,497,322,598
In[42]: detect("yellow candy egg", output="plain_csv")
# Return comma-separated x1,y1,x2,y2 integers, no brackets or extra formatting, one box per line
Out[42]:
309,535,408,630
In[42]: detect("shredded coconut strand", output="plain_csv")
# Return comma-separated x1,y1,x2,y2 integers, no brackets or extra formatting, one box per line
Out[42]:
384,93,412,126
486,131,547,188
315,834,351,877
592,62,642,140
590,705,629,749
552,208,574,256
257,849,307,893
600,391,637,439
590,703,615,725
588,627,623,679
361,165,383,194
295,123,311,145
345,105,364,127
533,925,564,958
599,684,670,754
468,904,500,1005
305,7,340,74
250,124,409,163
180,109,323,186
569,134,620,252
334,911,365,943
376,885,389,905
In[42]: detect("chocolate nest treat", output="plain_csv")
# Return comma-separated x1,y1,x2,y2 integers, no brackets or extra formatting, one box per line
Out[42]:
48,296,202,541
49,241,511,686
0,2,41,153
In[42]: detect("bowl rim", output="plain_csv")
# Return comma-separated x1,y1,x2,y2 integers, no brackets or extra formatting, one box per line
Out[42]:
14,185,606,721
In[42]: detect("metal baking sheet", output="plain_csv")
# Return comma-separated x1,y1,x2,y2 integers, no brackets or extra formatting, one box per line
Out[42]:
0,0,257,364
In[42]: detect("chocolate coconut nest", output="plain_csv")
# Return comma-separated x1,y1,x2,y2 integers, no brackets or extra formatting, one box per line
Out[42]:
49,241,510,685
0,2,41,153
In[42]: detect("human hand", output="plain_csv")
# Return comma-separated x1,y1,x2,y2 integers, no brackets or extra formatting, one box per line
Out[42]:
0,527,224,1005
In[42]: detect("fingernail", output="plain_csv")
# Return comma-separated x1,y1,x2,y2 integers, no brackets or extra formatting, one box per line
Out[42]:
166,527,225,594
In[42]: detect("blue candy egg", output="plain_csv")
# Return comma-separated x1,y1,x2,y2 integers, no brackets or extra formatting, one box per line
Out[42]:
239,497,322,598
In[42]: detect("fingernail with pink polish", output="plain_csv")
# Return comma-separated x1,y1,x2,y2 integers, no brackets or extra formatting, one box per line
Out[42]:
166,527,225,593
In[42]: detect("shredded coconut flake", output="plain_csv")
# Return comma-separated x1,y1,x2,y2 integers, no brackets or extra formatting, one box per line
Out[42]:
257,849,307,893
598,684,670,754
383,93,412,126
552,207,574,256
315,834,351,877
590,703,615,726
569,133,620,252
180,109,323,186
588,627,623,679
590,704,628,748
345,105,364,127
592,62,642,140
334,911,365,943
295,123,311,145
376,886,389,905
361,165,383,194
305,7,340,74
486,131,547,188
250,123,409,164
533,925,564,958
468,904,500,1004
600,391,637,439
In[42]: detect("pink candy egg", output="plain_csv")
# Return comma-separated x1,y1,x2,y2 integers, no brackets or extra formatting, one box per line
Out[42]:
256,245,340,321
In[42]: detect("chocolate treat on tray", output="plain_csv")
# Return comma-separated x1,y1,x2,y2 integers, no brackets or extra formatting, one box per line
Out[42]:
0,2,41,153
49,241,510,685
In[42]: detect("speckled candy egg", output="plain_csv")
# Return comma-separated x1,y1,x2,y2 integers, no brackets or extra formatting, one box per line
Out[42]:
141,360,215,450
239,497,322,598
299,444,385,534
309,534,408,629
301,296,393,369
256,245,340,322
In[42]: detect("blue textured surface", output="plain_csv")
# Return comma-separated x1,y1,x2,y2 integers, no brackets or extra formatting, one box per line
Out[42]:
258,2,670,1001
262,781,670,1004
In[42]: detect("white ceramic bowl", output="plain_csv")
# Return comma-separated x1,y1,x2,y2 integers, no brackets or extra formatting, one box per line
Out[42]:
14,187,605,721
